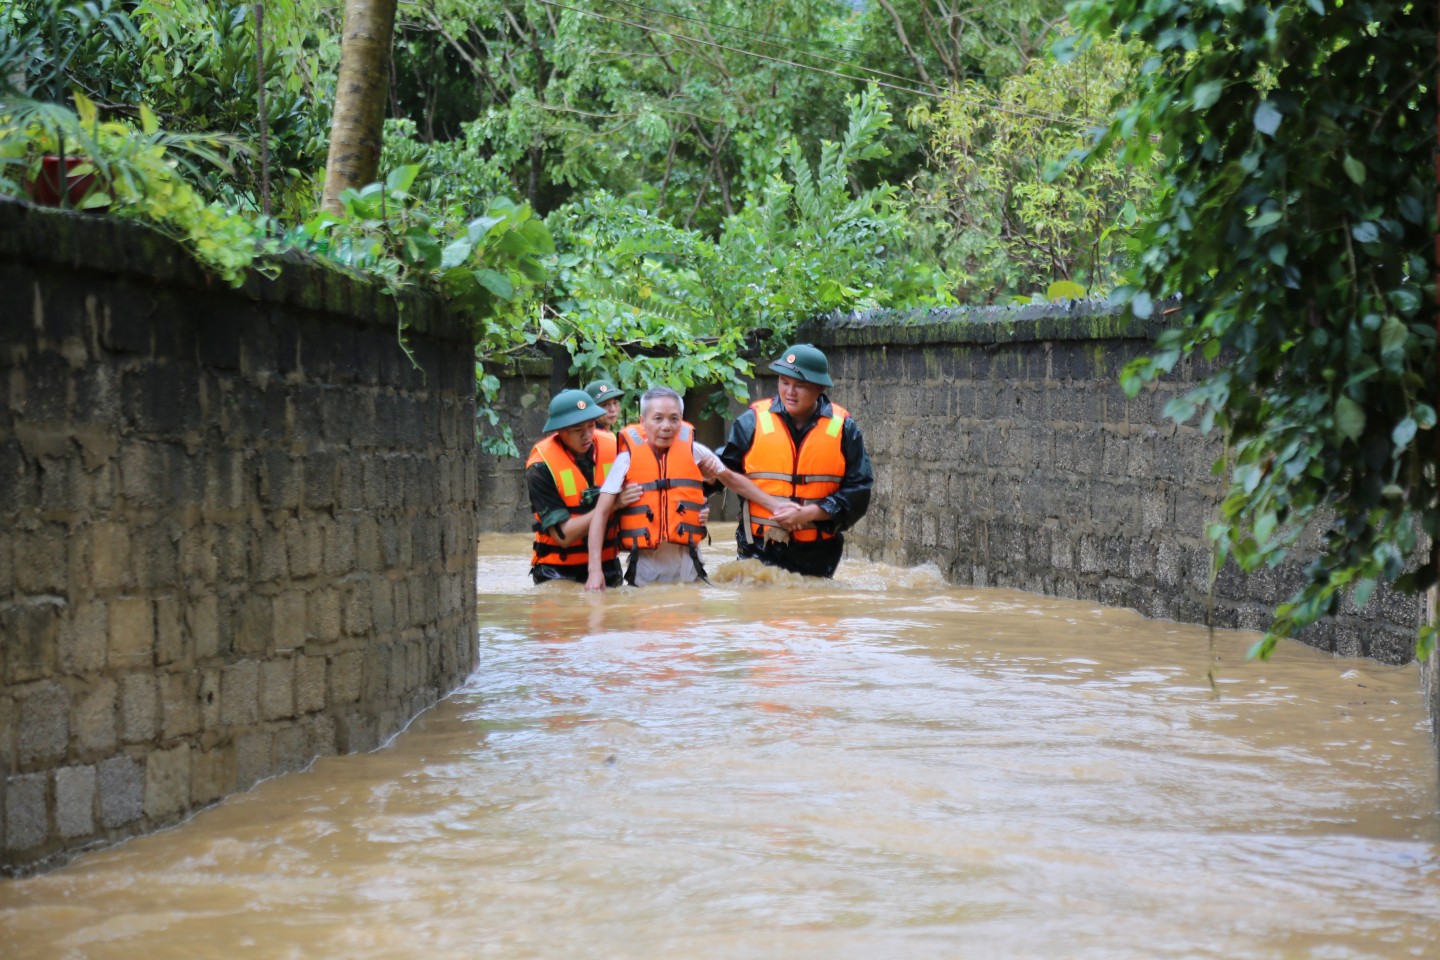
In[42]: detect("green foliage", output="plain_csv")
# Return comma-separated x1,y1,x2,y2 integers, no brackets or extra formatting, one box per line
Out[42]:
537,89,951,429
0,90,268,285
1072,0,1437,660
907,32,1158,302
297,164,552,315
3,0,338,220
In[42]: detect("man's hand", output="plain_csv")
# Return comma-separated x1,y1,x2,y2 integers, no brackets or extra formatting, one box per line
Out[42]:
770,501,820,532
698,505,711,525
584,568,607,592
697,452,724,481
618,482,643,507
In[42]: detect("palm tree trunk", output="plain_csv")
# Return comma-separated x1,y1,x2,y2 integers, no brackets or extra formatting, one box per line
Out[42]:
321,0,398,214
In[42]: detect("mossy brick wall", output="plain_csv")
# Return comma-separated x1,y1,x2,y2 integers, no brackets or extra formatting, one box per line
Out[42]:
0,199,478,876
804,302,1424,664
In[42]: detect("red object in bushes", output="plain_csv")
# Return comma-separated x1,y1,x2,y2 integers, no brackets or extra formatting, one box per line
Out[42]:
24,155,102,207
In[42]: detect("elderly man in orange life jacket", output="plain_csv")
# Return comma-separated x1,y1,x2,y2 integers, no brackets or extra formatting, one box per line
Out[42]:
584,385,790,590
525,388,642,587
716,343,873,578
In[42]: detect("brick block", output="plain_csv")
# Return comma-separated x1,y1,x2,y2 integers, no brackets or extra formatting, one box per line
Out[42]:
272,590,306,652
153,595,184,666
330,651,363,704
98,754,144,829
188,595,220,660
342,583,372,637
233,594,272,656
205,449,249,514
3,772,48,852
108,597,154,669
58,599,108,676
132,523,180,590
191,746,234,805
235,729,271,790
253,520,288,582
355,517,381,572
221,660,259,726
118,444,168,510
304,451,337,510
120,673,158,743
259,450,301,511
75,678,117,756
89,520,132,590
261,659,294,721
273,725,309,774
2,599,61,684
160,671,199,740
178,527,218,586
17,680,69,765
307,589,341,642
323,521,355,577
144,743,191,819
55,764,96,839
295,655,326,714
304,713,337,758
286,518,322,579
198,669,221,729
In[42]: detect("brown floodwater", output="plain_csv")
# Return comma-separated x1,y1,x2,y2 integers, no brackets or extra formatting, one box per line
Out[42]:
3,533,1438,959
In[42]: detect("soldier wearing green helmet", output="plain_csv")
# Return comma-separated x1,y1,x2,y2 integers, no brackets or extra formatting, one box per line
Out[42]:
716,343,873,578
524,388,640,586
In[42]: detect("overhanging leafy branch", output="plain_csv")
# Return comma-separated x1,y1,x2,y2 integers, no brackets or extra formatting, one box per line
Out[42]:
1072,0,1438,659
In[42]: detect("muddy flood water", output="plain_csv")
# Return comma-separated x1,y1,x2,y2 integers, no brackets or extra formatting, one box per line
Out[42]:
3,533,1439,959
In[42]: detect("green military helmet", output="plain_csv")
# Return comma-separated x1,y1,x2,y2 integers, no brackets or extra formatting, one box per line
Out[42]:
542,388,605,432
768,343,833,387
584,378,621,404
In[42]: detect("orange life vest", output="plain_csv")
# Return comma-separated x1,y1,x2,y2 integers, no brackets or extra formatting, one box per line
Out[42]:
592,428,617,487
526,433,617,567
741,398,849,544
615,422,708,551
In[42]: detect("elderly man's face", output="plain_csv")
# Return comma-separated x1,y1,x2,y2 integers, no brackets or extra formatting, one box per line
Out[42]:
642,397,683,451
557,421,595,458
777,374,823,422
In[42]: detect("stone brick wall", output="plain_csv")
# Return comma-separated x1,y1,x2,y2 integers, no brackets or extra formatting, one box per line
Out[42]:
806,302,1424,663
1,199,478,876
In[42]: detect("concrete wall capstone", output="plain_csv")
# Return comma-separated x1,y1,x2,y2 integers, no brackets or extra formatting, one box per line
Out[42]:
1,199,478,876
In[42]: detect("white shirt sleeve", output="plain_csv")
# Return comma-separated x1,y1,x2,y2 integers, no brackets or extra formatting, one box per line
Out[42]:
600,451,631,495
693,442,719,473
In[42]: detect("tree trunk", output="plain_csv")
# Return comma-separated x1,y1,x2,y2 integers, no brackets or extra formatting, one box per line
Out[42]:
321,0,399,214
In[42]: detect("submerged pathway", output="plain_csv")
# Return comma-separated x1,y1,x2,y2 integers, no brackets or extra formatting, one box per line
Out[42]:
2,535,1437,958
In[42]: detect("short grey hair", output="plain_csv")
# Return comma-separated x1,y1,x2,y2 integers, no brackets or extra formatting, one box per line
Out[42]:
640,385,684,417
